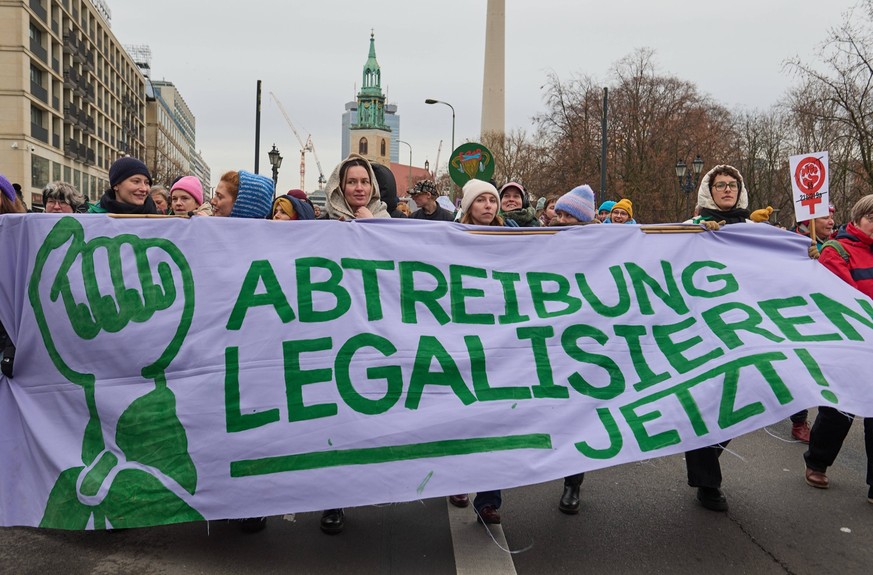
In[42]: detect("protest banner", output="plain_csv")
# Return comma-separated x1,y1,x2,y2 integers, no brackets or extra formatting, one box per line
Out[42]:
790,151,830,223
0,215,871,530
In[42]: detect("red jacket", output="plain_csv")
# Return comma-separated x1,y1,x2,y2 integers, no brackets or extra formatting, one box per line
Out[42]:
819,222,873,299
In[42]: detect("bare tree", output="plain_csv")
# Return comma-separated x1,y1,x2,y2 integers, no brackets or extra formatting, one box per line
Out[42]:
535,49,736,223
786,0,873,206
148,150,186,189
534,71,604,199
480,128,554,200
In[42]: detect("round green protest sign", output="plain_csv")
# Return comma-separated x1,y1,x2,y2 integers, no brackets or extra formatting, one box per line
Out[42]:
449,143,495,188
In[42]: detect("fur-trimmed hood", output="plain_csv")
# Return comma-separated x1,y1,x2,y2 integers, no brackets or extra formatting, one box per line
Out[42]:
696,164,749,212
325,154,390,220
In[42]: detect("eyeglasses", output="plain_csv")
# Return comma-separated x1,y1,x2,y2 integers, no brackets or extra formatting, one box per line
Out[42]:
712,181,739,191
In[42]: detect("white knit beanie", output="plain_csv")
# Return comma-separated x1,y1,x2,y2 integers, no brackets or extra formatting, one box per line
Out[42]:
460,179,499,214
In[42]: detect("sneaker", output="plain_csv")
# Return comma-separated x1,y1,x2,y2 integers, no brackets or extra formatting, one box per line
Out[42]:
476,505,501,525
448,494,470,508
696,487,728,512
805,467,829,489
791,421,811,443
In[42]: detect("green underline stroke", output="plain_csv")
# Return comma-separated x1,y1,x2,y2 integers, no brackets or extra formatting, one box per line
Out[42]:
230,433,553,477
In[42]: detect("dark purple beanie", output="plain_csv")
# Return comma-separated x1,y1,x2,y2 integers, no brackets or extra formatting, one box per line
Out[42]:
109,157,152,188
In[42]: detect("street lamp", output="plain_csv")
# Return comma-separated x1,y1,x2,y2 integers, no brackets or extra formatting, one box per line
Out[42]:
424,98,455,158
397,139,412,191
425,98,455,200
268,144,282,192
675,154,704,218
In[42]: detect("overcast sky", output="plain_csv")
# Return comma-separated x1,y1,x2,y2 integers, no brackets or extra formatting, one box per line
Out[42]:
110,0,860,192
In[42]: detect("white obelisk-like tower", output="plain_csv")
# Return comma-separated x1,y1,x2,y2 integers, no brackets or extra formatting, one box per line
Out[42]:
481,0,505,137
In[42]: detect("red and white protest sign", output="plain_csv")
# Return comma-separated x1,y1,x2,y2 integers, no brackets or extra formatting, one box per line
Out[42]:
789,151,830,221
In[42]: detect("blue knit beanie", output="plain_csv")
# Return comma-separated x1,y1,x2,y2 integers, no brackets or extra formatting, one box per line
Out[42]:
556,185,596,222
230,171,274,219
109,157,152,187
597,200,616,214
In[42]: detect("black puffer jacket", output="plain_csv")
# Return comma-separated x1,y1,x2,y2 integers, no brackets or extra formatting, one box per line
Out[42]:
372,163,407,219
0,321,14,378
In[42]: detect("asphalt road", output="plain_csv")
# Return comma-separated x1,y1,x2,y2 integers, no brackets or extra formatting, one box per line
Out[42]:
1,411,870,574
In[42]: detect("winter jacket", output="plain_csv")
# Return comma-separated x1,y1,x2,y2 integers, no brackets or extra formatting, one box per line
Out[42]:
791,222,834,250
819,222,873,299
410,206,455,221
372,163,406,218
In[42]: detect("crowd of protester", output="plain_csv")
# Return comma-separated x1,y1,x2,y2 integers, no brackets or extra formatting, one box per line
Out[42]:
1,152,871,535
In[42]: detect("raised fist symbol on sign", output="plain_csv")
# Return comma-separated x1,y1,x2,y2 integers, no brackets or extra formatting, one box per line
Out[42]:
795,156,826,193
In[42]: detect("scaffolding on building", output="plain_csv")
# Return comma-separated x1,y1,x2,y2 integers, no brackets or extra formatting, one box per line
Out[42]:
90,0,112,25
124,44,152,78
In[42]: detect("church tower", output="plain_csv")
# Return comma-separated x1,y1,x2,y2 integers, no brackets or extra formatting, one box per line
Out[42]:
349,32,392,166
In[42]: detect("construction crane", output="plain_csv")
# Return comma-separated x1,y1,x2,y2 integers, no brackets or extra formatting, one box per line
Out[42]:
269,92,326,191
433,139,443,179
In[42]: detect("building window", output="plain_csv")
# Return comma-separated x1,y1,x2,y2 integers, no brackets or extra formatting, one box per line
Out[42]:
29,23,42,45
358,137,368,155
31,105,45,128
31,155,50,189
31,105,48,143
30,65,43,86
381,139,387,157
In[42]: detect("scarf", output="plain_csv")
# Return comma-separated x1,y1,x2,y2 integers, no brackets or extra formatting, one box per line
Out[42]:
698,206,750,225
98,189,158,215
501,206,540,227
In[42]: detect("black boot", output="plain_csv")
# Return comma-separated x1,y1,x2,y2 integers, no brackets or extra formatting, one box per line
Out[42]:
237,517,267,533
320,508,344,534
559,483,581,514
696,487,728,512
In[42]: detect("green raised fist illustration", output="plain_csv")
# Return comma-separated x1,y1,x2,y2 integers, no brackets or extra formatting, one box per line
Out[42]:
28,217,203,529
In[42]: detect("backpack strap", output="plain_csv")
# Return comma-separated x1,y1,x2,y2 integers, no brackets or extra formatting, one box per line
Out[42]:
821,240,850,263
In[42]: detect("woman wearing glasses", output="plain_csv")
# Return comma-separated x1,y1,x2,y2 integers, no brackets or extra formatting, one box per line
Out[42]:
679,163,753,512
685,165,752,225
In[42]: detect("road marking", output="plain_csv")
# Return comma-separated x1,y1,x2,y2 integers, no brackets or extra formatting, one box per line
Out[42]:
447,498,517,575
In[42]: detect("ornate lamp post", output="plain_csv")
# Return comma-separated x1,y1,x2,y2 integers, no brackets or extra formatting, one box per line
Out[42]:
268,144,283,192
675,155,704,218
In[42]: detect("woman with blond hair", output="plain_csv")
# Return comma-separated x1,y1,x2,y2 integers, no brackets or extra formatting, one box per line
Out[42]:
458,179,516,227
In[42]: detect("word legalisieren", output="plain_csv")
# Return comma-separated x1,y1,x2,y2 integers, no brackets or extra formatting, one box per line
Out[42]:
223,256,873,474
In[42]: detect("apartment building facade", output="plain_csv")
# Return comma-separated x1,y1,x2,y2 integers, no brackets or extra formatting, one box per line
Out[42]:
0,0,146,209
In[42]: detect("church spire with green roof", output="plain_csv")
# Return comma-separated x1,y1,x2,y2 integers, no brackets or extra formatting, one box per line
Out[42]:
353,31,389,132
